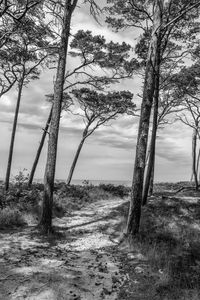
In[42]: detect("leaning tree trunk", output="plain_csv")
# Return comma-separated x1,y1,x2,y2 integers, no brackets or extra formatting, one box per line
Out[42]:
192,128,198,190
5,76,24,191
67,139,86,186
142,70,160,206
67,125,90,185
28,105,53,187
66,139,84,186
126,0,163,236
40,0,77,233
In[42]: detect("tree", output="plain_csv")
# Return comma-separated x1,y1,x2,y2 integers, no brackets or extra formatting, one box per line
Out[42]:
172,64,200,189
0,0,43,96
4,17,53,190
145,60,200,196
0,0,41,20
64,30,138,91
106,0,200,235
142,65,186,203
28,105,53,187
66,88,135,185
131,2,200,205
144,90,183,199
126,0,163,235
29,29,138,186
178,99,200,190
40,0,78,233
142,74,159,205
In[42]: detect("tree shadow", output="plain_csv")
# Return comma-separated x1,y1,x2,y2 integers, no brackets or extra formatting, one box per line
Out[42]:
0,235,122,300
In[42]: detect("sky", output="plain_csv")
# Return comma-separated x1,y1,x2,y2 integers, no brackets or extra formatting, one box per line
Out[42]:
0,2,195,183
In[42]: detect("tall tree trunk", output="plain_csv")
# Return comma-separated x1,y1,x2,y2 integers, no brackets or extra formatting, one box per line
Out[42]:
28,105,53,187
126,0,163,236
40,0,77,233
142,71,160,206
5,76,24,191
192,128,198,190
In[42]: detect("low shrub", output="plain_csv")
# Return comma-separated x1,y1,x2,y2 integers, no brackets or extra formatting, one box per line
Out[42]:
88,187,111,201
99,184,130,198
56,184,90,200
0,207,25,229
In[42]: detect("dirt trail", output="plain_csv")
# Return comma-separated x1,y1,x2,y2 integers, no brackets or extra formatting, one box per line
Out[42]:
0,197,128,300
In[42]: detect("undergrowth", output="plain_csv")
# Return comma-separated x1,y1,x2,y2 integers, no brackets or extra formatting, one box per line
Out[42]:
0,207,25,229
115,196,200,300
0,180,130,228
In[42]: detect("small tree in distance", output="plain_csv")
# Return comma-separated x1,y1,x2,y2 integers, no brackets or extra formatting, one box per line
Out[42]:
66,88,135,185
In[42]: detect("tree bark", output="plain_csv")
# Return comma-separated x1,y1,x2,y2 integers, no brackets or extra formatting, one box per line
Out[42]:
67,145,84,185
66,139,85,186
40,0,77,233
192,128,198,190
126,0,163,236
149,159,155,196
28,105,53,187
196,147,200,180
67,125,90,185
142,70,160,206
5,76,24,191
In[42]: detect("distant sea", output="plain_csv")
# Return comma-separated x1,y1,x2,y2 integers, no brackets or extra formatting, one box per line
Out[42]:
33,178,133,187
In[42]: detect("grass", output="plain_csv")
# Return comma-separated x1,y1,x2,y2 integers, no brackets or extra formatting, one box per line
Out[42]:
113,189,200,300
1,179,200,299
0,207,25,229
0,181,130,228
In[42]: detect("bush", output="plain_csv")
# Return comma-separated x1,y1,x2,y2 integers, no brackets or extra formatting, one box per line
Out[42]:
11,169,29,190
88,187,111,201
0,207,25,229
99,184,130,198
56,184,90,201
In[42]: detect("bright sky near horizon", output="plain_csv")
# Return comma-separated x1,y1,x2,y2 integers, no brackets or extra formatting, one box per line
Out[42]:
0,3,194,183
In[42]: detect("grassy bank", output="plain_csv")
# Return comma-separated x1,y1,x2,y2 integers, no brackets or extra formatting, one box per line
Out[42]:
112,185,200,300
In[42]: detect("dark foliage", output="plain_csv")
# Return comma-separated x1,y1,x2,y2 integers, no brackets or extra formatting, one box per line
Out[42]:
99,183,130,198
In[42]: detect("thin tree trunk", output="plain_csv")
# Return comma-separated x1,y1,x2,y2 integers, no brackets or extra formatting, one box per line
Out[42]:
191,173,194,182
126,0,163,236
66,139,84,186
149,159,155,196
142,71,160,206
196,147,200,179
66,138,85,186
28,105,53,187
67,125,89,185
192,128,198,190
40,1,77,233
5,77,24,191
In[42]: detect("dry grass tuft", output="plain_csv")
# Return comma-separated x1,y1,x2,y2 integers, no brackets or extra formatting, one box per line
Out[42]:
0,207,25,229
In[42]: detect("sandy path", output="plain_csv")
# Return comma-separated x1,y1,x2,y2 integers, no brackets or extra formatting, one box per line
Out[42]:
0,197,128,300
